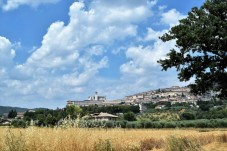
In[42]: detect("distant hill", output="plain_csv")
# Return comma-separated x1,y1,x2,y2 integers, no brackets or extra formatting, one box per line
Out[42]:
0,106,51,116
0,106,29,115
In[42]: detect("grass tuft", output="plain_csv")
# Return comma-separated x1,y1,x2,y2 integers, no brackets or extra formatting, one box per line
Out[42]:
93,139,114,151
217,133,227,143
165,135,201,151
5,129,26,151
140,138,164,151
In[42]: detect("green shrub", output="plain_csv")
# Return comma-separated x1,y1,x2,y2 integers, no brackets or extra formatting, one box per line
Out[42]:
195,120,208,128
115,120,127,128
180,121,196,128
11,120,27,128
144,121,152,128
217,119,227,127
126,122,133,128
154,122,163,128
124,112,136,121
163,122,176,128
105,121,114,128
134,122,142,128
180,112,195,120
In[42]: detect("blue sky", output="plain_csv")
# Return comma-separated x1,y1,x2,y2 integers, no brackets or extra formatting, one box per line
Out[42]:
0,0,205,108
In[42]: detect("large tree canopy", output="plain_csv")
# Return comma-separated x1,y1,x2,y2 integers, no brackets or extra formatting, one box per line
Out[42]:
158,0,227,98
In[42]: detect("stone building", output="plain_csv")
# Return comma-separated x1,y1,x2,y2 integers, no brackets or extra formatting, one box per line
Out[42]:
67,92,123,106
125,86,199,104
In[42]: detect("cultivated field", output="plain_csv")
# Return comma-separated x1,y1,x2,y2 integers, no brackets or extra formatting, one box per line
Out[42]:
0,127,227,151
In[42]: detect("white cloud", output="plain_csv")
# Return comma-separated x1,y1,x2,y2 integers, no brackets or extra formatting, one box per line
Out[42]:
26,1,152,69
0,36,15,68
121,29,176,76
161,9,186,27
144,28,167,41
0,0,60,11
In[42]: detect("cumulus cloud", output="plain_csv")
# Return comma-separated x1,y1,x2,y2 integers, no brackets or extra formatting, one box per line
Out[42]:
0,36,15,68
161,9,186,27
26,1,152,68
0,0,60,11
121,29,176,75
144,28,167,41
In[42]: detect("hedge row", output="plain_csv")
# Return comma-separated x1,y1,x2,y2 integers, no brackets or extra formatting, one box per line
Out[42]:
78,119,227,129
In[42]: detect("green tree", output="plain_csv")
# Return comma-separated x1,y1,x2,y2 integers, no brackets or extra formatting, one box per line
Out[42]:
158,0,227,98
180,112,196,120
46,114,54,126
36,114,45,126
8,110,17,118
124,112,136,121
66,105,82,119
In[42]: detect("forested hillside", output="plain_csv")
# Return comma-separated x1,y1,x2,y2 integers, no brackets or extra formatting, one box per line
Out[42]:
0,106,28,115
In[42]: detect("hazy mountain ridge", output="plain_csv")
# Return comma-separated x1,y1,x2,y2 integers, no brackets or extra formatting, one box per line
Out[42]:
0,106,29,115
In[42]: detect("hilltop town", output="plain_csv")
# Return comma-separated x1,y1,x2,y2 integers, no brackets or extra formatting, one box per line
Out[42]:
67,86,215,107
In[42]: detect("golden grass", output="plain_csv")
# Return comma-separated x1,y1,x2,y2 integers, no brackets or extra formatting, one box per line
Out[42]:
0,127,227,151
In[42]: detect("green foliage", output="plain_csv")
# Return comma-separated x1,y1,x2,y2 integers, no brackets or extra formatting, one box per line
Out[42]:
11,120,27,128
24,108,67,127
124,112,136,121
196,108,227,119
81,105,140,115
144,102,156,109
65,105,82,119
8,110,17,118
46,113,57,126
180,112,196,120
158,0,227,98
138,112,180,122
54,118,227,128
197,100,225,111
23,111,35,121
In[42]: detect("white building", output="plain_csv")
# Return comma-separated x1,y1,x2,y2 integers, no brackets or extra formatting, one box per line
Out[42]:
88,92,106,101
67,92,123,106
90,112,118,121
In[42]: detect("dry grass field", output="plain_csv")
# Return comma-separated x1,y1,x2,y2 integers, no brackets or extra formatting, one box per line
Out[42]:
0,127,227,151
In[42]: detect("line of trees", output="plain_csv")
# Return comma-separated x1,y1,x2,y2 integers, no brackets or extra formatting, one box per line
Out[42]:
20,105,139,127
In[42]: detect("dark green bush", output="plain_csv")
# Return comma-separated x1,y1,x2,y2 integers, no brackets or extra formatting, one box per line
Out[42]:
124,112,136,121
11,120,27,128
180,112,196,120
105,121,114,128
164,122,177,128
194,120,208,128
